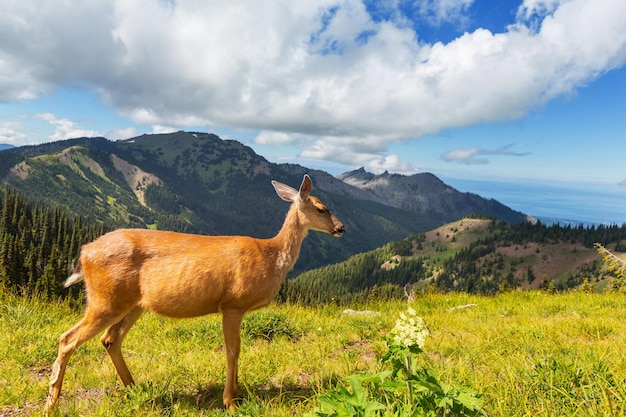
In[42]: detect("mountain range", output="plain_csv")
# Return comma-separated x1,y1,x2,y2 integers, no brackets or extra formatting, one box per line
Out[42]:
0,131,527,274
338,167,527,224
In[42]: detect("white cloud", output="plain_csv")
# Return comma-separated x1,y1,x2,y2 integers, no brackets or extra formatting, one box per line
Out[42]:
254,131,306,146
0,122,27,145
413,0,474,26
300,138,417,173
1,0,625,170
106,127,136,140
151,125,177,135
442,144,531,165
442,147,482,163
35,113,102,141
517,0,564,21
366,154,417,174
441,148,489,165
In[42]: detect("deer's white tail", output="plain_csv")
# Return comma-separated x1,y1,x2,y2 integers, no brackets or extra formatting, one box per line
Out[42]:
64,268,84,288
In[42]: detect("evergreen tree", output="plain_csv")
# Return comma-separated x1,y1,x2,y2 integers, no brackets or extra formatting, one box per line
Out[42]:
37,244,63,300
0,186,106,298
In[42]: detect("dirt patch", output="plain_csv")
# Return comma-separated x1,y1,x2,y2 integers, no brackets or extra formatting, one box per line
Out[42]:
0,386,111,416
57,146,106,179
111,154,163,207
492,242,598,289
7,161,31,180
331,341,377,365
27,365,50,382
0,403,39,417
266,372,312,390
381,255,402,270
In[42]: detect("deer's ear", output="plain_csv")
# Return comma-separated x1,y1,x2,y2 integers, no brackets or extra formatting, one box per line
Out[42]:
272,180,299,202
299,175,312,200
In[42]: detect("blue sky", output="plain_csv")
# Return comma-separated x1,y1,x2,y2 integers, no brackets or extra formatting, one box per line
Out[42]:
1,0,625,194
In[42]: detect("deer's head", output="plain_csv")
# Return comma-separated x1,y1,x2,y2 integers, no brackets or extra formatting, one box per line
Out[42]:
272,175,345,237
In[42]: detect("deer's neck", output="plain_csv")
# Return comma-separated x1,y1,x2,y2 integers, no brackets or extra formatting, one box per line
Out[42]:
271,205,307,275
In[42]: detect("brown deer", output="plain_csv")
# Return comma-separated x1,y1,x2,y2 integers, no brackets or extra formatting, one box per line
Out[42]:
45,174,344,413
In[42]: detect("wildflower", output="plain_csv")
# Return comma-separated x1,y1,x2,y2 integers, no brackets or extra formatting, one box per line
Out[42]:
391,307,430,349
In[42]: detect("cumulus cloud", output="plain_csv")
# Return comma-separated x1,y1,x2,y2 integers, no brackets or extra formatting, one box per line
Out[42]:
254,131,308,146
0,122,27,145
106,127,136,140
36,113,102,141
517,0,563,21
300,138,417,174
1,0,626,172
151,125,178,135
413,0,474,26
367,154,417,174
441,144,531,165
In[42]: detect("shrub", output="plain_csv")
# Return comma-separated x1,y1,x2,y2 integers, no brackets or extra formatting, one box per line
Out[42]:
241,310,300,341
595,243,626,291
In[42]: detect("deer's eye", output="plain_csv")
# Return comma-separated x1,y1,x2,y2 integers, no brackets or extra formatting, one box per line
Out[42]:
317,207,327,214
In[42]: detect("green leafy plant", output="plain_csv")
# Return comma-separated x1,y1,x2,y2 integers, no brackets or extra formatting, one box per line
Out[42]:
314,375,386,417
312,307,484,417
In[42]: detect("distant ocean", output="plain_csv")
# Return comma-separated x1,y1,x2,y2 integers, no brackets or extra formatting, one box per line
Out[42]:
444,178,626,226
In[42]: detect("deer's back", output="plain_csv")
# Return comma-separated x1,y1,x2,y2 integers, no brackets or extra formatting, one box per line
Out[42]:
79,229,277,318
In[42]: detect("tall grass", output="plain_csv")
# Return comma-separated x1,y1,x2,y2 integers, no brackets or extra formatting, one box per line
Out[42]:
1,289,624,416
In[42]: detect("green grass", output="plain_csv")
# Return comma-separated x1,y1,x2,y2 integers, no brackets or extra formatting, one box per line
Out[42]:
1,290,625,416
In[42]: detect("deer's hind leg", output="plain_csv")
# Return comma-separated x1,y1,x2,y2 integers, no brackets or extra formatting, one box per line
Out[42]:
101,306,144,387
46,308,125,413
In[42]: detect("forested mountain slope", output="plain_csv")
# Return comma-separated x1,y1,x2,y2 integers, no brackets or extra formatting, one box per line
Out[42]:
282,218,626,304
0,184,622,304
0,131,527,274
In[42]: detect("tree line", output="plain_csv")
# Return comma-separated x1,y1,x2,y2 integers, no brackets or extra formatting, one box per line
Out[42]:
0,186,106,299
2,184,625,305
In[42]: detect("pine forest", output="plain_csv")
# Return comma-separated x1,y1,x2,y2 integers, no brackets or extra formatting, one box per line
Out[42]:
0,187,105,299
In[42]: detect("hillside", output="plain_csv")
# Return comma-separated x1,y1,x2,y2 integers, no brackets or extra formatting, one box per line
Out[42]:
283,218,626,304
0,131,528,274
0,133,418,273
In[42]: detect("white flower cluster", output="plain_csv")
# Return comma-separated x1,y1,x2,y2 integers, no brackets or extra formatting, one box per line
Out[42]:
392,307,430,349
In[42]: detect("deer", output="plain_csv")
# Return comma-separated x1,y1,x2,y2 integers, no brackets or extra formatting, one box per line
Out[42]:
45,174,344,413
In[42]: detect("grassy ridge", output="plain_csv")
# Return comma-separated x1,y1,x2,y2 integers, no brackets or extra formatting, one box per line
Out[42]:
1,290,625,416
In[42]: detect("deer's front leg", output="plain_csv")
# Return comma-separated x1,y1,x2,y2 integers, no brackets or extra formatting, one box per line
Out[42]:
222,309,244,410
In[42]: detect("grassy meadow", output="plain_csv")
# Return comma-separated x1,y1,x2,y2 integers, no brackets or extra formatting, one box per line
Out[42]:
1,289,625,416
